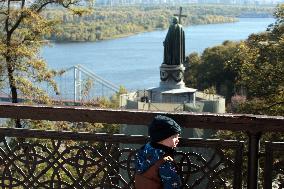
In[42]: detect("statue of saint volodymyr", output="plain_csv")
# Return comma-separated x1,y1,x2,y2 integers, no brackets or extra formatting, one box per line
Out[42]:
163,16,185,65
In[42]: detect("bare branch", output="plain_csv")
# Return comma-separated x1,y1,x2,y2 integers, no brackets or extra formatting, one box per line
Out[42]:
61,1,73,8
252,101,284,115
263,101,284,110
21,0,25,8
5,0,10,35
0,11,8,16
9,14,25,35
29,0,56,12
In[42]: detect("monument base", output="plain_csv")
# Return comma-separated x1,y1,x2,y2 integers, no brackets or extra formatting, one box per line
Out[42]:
147,63,196,103
159,64,186,89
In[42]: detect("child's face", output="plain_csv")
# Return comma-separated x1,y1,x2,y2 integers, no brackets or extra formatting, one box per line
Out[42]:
160,134,180,148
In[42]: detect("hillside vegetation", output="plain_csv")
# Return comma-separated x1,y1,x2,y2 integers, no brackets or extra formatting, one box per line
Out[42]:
184,4,283,116
43,5,274,42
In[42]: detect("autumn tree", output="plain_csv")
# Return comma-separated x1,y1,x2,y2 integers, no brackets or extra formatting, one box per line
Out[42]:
0,0,92,127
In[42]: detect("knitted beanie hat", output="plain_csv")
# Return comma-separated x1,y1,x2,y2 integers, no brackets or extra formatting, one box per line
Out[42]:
148,115,181,142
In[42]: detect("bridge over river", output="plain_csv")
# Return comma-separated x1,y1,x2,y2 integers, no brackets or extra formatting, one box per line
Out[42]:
0,65,119,104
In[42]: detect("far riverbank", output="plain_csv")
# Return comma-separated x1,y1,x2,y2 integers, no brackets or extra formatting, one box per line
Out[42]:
45,4,275,42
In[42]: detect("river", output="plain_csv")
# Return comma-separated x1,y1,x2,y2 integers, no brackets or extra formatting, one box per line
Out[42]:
42,18,275,91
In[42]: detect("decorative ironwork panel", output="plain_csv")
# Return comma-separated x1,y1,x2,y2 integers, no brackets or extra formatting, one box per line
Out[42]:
0,129,244,189
0,138,137,188
264,142,284,189
175,139,244,189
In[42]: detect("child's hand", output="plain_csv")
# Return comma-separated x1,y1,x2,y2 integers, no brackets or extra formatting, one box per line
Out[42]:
163,156,173,161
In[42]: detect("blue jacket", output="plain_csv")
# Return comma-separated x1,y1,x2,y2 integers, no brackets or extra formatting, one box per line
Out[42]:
135,142,182,189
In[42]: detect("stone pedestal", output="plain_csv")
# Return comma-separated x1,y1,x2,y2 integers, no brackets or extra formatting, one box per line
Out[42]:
159,64,185,89
148,63,197,104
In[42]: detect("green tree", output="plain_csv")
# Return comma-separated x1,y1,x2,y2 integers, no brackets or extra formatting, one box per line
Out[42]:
184,4,283,116
184,40,240,100
184,52,201,88
227,4,284,115
216,6,283,188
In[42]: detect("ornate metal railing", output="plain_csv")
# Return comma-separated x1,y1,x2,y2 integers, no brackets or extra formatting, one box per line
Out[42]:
264,142,284,189
0,103,283,189
0,128,243,188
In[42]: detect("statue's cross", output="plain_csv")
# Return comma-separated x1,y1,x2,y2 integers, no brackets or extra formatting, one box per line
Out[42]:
174,7,187,24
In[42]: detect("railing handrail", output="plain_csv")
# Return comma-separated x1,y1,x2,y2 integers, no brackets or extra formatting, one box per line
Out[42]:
0,102,283,189
0,127,244,148
0,102,283,133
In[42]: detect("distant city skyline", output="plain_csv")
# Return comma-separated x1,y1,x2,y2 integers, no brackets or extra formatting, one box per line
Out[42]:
95,0,283,6
9,0,284,7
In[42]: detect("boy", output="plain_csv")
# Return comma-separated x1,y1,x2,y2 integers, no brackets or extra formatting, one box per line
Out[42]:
135,115,182,189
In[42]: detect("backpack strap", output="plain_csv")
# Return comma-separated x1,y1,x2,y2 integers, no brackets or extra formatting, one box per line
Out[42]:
141,156,173,179
135,156,174,189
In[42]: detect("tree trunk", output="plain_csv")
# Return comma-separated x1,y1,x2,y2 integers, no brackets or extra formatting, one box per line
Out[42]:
7,57,22,128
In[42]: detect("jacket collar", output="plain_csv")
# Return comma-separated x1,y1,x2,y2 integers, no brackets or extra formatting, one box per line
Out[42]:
150,142,176,156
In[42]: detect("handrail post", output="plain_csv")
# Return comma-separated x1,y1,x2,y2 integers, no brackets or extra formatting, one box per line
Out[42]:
264,142,273,189
247,131,261,189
